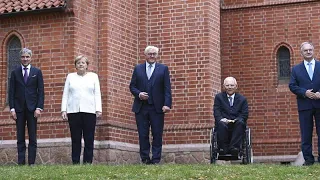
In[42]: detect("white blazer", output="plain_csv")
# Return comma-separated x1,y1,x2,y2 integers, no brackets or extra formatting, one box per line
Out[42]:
61,72,102,114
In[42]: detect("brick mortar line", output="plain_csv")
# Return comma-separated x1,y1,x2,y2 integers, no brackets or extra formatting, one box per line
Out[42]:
221,0,317,10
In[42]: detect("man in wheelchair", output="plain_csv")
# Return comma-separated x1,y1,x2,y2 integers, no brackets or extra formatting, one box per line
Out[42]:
213,77,249,156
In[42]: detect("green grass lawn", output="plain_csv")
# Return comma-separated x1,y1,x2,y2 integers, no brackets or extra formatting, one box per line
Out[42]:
0,164,319,180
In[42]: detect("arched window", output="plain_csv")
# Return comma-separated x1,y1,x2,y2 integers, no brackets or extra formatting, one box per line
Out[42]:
7,36,21,103
277,46,290,83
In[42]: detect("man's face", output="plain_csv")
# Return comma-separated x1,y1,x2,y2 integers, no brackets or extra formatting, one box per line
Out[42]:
301,43,314,61
21,53,31,67
224,79,237,95
145,49,158,64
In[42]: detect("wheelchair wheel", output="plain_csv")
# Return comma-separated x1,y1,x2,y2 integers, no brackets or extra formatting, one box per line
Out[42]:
242,128,253,164
210,128,217,164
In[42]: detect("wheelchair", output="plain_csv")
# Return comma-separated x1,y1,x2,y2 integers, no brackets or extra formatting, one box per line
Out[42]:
210,126,253,164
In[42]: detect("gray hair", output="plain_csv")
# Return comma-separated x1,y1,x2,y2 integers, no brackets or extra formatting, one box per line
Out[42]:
300,42,314,52
223,77,237,86
144,46,159,55
20,48,32,57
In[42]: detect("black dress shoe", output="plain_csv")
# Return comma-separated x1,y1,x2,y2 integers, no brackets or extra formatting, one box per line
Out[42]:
303,161,314,166
230,148,239,156
150,161,160,165
18,161,26,165
141,159,151,165
218,148,227,155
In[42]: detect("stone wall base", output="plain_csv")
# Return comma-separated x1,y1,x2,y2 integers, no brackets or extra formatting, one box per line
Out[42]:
0,139,300,165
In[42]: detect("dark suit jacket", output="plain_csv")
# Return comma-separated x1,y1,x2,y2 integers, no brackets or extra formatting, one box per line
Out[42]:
129,62,172,113
289,60,320,111
9,66,44,112
213,92,249,126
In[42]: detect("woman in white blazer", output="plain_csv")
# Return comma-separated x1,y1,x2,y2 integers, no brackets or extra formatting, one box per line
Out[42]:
61,55,102,164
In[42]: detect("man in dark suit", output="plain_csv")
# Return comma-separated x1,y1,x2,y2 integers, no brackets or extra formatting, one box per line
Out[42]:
213,77,248,156
129,45,172,164
289,42,320,166
9,48,44,165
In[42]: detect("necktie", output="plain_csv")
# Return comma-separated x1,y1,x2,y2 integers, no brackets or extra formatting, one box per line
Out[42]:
23,67,28,83
307,62,313,80
147,64,152,80
229,96,233,107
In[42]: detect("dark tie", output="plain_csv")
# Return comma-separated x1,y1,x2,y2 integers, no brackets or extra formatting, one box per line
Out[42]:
229,96,233,107
23,67,28,83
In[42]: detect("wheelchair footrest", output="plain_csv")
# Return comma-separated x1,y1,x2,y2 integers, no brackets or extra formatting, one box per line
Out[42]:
218,154,240,161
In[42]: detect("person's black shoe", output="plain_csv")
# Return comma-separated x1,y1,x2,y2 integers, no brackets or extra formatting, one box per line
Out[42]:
230,148,239,156
18,160,26,165
218,148,227,155
141,159,151,165
303,161,314,166
150,161,160,165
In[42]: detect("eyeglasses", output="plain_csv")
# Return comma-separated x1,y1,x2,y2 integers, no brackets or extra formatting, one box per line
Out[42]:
147,53,157,57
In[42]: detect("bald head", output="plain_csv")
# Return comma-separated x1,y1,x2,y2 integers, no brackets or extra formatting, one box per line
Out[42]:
224,77,237,85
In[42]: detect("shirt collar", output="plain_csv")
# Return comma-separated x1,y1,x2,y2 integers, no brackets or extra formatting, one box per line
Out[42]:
21,64,31,69
146,62,156,67
304,59,315,65
227,93,235,99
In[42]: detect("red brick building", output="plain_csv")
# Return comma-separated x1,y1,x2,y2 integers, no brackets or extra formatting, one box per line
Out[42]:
0,0,316,164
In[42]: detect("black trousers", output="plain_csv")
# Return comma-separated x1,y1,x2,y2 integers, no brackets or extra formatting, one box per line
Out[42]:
298,109,320,163
135,104,164,164
16,108,37,165
217,120,245,151
68,112,96,164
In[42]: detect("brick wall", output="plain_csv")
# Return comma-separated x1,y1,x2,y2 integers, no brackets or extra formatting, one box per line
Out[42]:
222,0,317,7
221,1,320,156
0,11,75,140
222,0,263,6
99,0,221,145
137,0,220,144
73,0,99,68
95,0,140,143
2,0,316,163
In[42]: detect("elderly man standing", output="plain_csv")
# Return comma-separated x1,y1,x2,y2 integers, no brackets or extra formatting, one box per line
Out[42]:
213,77,249,156
129,45,172,164
9,48,44,165
289,42,320,166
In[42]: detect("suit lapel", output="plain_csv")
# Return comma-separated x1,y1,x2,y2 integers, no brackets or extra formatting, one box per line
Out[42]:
27,67,35,84
151,63,159,86
233,93,239,106
313,60,320,81
224,92,229,105
141,63,148,80
16,67,25,84
299,62,310,81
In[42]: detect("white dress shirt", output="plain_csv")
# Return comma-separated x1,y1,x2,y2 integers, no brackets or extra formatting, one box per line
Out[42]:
22,64,31,76
146,62,155,77
61,72,102,114
227,93,235,106
304,59,315,74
